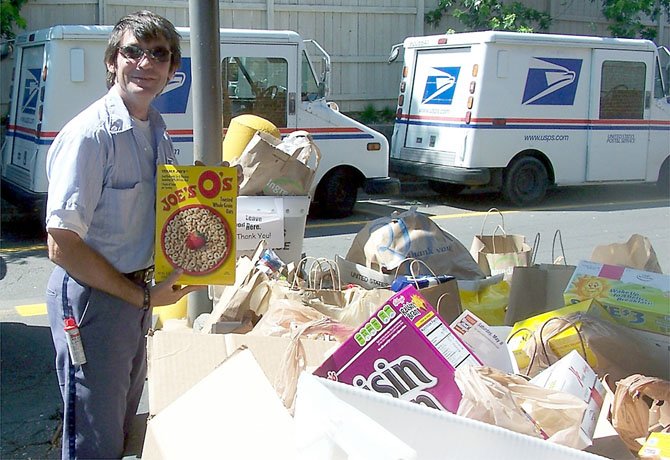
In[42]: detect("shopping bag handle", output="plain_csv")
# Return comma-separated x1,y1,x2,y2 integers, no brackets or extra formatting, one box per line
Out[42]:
536,316,587,369
392,258,437,279
479,207,505,236
293,256,342,290
530,232,541,265
490,224,508,253
551,230,568,265
436,292,462,318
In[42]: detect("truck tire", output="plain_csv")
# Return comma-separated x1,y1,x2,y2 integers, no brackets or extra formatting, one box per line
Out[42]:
428,180,465,195
313,169,358,218
502,156,548,207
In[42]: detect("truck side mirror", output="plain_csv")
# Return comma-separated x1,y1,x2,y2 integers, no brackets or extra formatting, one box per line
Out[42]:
388,44,401,64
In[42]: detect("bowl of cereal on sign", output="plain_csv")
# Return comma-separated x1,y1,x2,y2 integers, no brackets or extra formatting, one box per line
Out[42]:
161,204,232,275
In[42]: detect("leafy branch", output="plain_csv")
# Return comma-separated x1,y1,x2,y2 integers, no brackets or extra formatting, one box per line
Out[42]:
594,0,670,40
1,0,28,40
426,0,551,33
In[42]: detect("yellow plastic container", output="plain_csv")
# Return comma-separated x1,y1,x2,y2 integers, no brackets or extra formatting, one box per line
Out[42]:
222,114,280,162
153,296,187,330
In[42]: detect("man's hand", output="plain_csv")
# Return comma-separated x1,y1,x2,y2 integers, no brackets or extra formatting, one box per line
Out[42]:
194,160,243,189
148,269,204,308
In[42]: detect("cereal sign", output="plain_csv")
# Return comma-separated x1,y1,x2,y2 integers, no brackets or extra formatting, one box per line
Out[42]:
155,165,237,285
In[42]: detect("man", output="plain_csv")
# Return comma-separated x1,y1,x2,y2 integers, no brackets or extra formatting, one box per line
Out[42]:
45,11,201,459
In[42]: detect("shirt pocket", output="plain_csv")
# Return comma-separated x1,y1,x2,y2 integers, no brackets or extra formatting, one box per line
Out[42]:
96,182,147,235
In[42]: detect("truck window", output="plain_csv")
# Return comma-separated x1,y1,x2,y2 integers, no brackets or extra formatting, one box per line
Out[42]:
301,51,321,101
599,60,646,119
221,56,287,128
655,48,670,98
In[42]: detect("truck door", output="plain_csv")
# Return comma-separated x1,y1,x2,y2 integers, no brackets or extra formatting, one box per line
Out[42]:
7,43,45,182
587,49,652,181
220,43,298,130
397,47,471,164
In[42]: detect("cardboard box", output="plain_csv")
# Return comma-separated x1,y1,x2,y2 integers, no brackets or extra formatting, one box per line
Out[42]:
564,260,670,335
297,374,608,460
146,329,336,416
155,165,237,284
236,195,309,266
530,350,606,449
142,348,296,460
313,285,481,413
508,299,615,371
450,310,518,374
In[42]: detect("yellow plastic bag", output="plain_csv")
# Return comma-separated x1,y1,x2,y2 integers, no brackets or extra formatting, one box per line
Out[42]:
457,274,509,325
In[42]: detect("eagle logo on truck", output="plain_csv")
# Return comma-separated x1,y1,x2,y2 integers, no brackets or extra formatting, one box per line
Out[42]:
20,68,41,116
522,57,582,105
152,58,192,114
421,67,461,105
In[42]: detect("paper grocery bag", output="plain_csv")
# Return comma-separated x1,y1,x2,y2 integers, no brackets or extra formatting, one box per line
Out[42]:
505,264,575,325
470,208,532,281
611,374,670,452
232,130,321,197
505,231,576,325
590,233,663,274
346,206,485,280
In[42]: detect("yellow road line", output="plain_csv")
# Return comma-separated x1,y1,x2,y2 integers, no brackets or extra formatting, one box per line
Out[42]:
15,303,48,317
305,209,517,229
0,244,48,254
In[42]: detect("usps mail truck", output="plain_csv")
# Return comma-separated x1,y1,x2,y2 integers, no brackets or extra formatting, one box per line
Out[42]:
1,25,399,218
388,31,670,205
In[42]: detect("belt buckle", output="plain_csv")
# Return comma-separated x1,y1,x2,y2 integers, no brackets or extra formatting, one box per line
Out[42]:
143,267,155,284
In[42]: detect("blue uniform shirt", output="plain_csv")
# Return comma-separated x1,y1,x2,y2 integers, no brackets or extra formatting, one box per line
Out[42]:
46,88,176,273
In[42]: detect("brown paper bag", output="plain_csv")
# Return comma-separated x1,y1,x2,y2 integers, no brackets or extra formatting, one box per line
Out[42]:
525,311,670,383
345,206,485,280
470,208,533,282
232,130,321,196
611,374,670,452
455,365,587,449
391,259,463,323
591,234,663,274
505,230,576,325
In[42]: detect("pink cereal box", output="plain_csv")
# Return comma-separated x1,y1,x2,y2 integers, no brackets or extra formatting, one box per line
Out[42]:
313,285,482,413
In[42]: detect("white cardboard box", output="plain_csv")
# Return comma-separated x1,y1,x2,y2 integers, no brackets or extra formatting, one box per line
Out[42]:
143,348,296,460
146,329,336,416
297,373,608,460
450,310,518,374
236,195,309,266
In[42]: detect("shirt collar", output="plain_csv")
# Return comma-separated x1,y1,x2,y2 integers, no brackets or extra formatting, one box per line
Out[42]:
105,89,167,134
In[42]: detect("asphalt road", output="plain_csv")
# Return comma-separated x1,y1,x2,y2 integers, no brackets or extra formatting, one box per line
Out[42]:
1,181,669,458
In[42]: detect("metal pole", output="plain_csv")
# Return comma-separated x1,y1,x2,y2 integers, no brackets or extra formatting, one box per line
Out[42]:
187,0,222,326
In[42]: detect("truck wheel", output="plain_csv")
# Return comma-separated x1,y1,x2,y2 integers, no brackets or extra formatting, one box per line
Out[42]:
313,169,358,218
428,180,465,195
502,156,548,207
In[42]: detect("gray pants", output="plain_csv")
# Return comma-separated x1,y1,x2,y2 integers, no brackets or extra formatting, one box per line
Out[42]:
47,266,151,459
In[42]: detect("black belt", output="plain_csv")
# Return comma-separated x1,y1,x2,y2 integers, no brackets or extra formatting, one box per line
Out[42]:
124,266,154,286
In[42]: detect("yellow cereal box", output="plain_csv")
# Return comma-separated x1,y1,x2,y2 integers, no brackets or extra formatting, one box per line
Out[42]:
508,299,616,371
155,165,237,285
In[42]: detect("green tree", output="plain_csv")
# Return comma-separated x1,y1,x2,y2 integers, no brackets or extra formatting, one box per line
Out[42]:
594,0,670,40
1,0,27,40
426,0,551,32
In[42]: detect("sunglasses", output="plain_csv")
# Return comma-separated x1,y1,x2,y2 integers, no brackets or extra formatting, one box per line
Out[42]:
118,44,172,63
